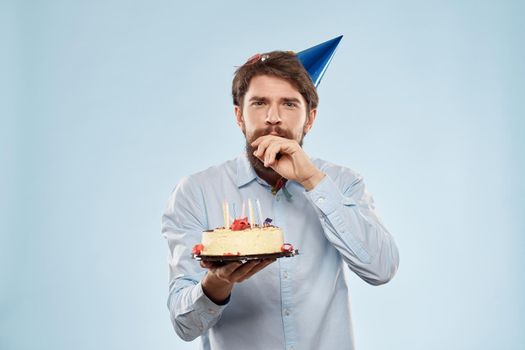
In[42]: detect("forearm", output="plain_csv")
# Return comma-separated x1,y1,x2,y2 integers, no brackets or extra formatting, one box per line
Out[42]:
167,276,228,341
321,207,398,284
307,175,399,285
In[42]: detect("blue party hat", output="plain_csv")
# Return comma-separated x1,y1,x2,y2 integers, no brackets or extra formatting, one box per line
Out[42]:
296,35,343,87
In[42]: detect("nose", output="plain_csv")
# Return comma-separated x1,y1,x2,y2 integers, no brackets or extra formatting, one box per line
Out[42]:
265,103,281,125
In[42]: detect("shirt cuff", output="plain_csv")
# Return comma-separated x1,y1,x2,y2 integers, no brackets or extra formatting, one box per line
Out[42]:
191,281,230,316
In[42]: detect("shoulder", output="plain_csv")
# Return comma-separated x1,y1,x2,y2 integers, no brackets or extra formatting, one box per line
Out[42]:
190,158,236,181
173,156,238,192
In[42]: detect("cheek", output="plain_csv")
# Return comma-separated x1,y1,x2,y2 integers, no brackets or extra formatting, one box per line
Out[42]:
242,110,264,129
240,114,257,139
242,120,256,137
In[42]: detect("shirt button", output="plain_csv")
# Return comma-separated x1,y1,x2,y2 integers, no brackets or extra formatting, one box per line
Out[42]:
283,271,288,279
289,347,295,350
316,197,325,204
284,309,290,316
208,308,216,314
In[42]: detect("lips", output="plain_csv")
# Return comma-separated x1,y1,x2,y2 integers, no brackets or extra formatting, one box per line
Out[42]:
267,127,284,136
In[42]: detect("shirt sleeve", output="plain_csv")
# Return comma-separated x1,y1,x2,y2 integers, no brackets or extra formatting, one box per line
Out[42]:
305,173,399,286
162,176,229,341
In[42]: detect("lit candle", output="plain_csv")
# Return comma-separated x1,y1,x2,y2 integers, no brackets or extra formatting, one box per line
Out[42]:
222,201,227,228
248,199,254,228
225,201,230,228
256,199,263,226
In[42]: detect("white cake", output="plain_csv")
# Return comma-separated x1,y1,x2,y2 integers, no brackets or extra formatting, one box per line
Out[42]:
192,218,287,256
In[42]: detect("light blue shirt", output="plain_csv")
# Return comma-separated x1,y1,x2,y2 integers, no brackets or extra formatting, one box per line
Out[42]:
162,153,399,350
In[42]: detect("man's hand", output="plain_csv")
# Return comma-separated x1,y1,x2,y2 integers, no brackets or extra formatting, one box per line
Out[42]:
201,259,275,304
251,135,325,190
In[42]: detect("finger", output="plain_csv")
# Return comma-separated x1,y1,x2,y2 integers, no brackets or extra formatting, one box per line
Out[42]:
201,260,235,270
251,135,275,147
237,259,276,282
215,262,243,280
238,259,275,282
254,143,266,160
255,137,275,159
200,261,221,271
265,142,284,166
251,137,263,147
228,261,260,282
279,140,300,155
222,261,243,274
252,135,283,153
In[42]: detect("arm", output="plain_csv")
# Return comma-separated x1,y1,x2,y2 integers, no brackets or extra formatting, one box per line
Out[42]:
305,172,399,285
251,135,399,285
162,176,226,341
162,177,276,341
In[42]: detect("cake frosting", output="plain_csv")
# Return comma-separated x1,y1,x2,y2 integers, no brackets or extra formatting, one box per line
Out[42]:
192,217,291,256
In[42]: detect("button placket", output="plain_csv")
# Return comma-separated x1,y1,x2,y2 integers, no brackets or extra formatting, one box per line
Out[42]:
274,188,297,349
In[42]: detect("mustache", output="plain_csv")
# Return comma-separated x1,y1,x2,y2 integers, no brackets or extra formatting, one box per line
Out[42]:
250,126,294,140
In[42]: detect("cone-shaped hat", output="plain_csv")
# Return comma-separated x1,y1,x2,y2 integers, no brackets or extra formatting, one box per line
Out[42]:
296,35,343,88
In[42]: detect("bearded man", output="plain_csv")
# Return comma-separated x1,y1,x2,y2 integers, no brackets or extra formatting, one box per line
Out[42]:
162,40,399,350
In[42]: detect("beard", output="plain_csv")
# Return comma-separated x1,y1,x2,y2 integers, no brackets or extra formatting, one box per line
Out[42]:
244,125,305,180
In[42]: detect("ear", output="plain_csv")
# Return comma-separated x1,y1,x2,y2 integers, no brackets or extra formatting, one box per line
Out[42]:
234,105,244,129
303,108,317,134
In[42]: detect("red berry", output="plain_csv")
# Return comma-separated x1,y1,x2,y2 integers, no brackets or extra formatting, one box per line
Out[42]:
281,244,294,252
192,243,204,255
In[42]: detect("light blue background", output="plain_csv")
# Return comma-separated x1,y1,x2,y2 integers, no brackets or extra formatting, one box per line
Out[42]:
1,1,524,349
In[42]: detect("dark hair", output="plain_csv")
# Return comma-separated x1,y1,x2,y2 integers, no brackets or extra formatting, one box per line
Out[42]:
232,51,319,112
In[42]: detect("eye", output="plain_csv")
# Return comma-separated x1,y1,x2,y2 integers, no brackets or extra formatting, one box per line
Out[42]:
252,101,265,106
284,102,297,108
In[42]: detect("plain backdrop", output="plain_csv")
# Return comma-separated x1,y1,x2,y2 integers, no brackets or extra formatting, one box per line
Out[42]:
1,0,524,349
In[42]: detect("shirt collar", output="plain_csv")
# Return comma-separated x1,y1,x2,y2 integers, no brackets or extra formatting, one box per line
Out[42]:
236,153,258,188
235,153,293,197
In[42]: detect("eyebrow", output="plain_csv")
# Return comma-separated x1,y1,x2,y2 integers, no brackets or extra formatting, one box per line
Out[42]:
248,96,268,102
248,96,302,104
281,97,301,104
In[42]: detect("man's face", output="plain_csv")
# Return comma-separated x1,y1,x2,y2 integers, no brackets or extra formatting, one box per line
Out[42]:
234,74,317,177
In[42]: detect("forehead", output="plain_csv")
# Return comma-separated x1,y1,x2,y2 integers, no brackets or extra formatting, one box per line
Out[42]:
246,75,303,100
